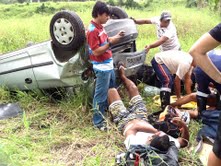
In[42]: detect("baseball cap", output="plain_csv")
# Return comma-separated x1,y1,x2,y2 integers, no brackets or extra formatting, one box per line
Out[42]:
160,11,172,21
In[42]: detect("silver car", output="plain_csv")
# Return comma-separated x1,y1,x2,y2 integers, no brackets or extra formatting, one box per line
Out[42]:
0,7,146,96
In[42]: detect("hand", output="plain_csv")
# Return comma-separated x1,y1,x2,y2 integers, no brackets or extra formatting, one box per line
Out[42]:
109,30,125,45
171,117,186,129
130,17,136,23
145,45,150,53
117,30,125,37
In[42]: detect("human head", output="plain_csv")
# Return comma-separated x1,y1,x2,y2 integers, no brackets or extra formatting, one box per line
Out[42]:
92,1,110,24
150,135,170,151
160,11,171,28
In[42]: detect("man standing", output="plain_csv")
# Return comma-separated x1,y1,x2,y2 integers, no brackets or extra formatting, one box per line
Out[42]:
87,1,125,131
133,11,181,52
151,50,193,110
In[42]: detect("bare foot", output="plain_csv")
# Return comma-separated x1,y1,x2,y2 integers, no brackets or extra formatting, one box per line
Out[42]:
118,61,126,78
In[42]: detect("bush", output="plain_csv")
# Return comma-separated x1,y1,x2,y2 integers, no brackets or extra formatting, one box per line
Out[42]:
107,0,115,6
17,0,26,3
35,3,55,14
124,0,141,9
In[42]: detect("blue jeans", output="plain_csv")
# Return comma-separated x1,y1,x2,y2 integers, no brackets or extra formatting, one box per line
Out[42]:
194,50,221,95
194,66,221,95
93,69,116,127
197,109,220,141
151,58,173,92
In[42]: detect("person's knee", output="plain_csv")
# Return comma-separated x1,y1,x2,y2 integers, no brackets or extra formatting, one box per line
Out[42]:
108,88,117,96
190,93,197,101
108,88,121,104
129,84,138,93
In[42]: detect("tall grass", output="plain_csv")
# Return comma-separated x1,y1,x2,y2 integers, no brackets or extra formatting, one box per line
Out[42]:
0,1,220,165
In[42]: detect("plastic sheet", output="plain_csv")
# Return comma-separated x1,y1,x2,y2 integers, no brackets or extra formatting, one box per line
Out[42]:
143,85,160,97
0,103,23,120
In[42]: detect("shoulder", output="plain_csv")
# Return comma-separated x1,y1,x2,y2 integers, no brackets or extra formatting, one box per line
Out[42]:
166,22,177,32
87,24,99,38
88,23,98,33
151,16,160,24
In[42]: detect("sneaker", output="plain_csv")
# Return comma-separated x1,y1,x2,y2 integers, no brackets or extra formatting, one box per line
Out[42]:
98,125,108,131
95,122,110,131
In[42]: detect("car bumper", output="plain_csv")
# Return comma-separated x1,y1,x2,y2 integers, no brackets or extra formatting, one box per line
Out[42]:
113,50,147,77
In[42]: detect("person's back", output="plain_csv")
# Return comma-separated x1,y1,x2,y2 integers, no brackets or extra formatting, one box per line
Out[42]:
154,50,193,77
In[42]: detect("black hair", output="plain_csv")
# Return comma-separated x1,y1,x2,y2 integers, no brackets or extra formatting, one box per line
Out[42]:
92,1,110,18
150,135,170,151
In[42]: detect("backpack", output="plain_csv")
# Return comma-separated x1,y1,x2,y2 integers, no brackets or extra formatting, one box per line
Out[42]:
116,142,179,166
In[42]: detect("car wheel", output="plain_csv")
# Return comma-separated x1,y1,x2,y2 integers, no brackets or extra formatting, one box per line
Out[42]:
50,10,86,51
109,6,128,19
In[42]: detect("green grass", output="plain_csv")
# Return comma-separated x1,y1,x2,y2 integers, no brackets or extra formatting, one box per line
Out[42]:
0,1,220,165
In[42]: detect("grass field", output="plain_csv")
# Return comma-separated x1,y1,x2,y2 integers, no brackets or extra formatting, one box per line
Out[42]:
0,1,220,165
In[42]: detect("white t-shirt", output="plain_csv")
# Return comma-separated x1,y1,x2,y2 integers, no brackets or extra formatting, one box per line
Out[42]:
124,131,180,150
154,50,193,79
151,17,181,52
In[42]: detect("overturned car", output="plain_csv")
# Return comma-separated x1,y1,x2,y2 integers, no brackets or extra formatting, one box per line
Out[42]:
0,6,147,97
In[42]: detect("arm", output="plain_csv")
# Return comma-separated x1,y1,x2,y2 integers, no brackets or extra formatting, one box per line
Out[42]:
189,33,221,83
146,36,168,50
170,93,197,107
124,120,158,137
87,30,110,56
92,43,111,56
174,75,181,99
184,68,193,94
172,117,189,148
178,123,189,148
133,18,152,24
208,151,221,166
93,30,125,56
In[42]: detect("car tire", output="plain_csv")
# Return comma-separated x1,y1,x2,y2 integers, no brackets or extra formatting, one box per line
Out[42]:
50,10,86,51
109,6,128,19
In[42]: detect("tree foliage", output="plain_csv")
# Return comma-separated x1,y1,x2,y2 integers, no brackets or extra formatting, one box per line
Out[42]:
186,0,221,11
0,0,87,4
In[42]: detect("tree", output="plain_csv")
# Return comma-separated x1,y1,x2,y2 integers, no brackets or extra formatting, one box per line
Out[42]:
17,0,26,3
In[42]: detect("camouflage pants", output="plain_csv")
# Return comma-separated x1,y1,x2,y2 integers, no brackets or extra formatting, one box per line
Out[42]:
109,95,148,134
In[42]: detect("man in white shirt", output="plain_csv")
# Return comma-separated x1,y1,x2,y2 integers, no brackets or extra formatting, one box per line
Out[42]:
133,11,181,52
151,50,193,110
108,65,189,154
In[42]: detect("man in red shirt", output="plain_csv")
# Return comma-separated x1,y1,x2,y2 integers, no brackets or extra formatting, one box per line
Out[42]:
87,1,125,131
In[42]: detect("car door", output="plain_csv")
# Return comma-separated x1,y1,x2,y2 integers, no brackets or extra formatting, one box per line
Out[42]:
0,50,38,90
